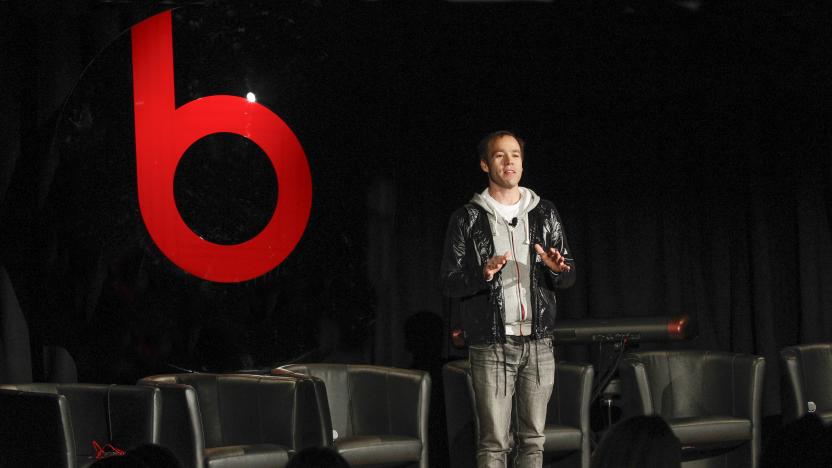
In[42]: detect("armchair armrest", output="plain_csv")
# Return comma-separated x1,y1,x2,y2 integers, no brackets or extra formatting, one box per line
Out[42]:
712,353,765,420
780,347,806,422
137,380,205,468
711,353,765,468
619,358,654,416
547,362,593,432
737,354,766,421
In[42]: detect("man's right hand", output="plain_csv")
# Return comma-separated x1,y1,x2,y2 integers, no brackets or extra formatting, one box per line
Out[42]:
483,251,511,282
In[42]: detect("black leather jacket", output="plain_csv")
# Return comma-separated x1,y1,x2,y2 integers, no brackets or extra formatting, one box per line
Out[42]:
440,199,576,345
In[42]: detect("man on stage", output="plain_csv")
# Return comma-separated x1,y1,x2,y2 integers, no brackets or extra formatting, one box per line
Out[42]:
441,130,576,468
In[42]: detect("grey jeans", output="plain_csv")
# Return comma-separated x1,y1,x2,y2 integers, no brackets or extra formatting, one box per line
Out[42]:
469,336,555,468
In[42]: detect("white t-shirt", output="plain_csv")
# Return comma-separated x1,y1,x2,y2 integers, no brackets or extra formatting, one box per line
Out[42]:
484,190,523,223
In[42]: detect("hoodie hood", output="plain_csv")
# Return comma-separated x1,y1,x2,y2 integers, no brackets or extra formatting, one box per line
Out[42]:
471,187,540,244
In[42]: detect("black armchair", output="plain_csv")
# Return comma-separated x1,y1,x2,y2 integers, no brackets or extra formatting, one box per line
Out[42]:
780,343,832,424
0,383,161,468
618,350,765,468
442,359,593,468
282,363,431,468
138,373,331,468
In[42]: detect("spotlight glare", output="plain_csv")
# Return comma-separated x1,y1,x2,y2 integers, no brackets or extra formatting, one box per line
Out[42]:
246,92,256,102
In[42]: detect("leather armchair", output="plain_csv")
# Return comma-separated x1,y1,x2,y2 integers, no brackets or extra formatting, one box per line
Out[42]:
618,350,765,468
0,383,161,468
139,373,331,468
442,359,594,468
282,363,431,468
780,343,832,424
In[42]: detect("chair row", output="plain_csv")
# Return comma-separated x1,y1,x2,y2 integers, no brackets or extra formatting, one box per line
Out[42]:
444,350,764,468
0,364,431,468
1,345,828,468
444,343,832,468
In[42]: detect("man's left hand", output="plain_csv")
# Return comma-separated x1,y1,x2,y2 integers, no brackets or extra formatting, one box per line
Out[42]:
534,244,571,273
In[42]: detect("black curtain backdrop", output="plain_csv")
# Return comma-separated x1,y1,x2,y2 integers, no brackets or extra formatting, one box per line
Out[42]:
0,0,830,418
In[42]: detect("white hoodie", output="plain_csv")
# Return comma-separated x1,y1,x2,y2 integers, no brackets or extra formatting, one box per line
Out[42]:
470,187,541,336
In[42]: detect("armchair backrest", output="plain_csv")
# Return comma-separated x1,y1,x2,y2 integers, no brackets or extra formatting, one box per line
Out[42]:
283,364,430,442
620,350,765,419
136,381,204,468
781,343,832,421
140,373,331,451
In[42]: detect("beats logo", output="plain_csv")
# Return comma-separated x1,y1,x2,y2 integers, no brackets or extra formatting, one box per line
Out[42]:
131,10,312,283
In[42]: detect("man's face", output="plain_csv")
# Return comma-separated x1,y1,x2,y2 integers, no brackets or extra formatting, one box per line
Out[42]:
480,135,523,190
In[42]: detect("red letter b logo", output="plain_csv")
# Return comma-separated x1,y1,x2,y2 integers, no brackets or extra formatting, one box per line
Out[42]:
131,11,312,283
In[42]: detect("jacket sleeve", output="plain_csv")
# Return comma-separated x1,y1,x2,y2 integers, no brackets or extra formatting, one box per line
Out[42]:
440,209,489,298
542,206,576,290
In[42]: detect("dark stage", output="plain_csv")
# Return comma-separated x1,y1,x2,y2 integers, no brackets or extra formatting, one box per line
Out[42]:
1,1,831,467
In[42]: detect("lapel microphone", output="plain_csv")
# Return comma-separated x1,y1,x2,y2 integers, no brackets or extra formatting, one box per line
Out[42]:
509,217,518,227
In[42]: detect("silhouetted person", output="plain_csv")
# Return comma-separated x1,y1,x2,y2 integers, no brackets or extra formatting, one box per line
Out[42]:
315,315,367,364
193,318,254,372
405,310,444,370
590,415,681,468
287,446,350,468
762,414,832,468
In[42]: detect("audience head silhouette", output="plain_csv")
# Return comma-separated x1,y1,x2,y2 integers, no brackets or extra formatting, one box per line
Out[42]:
286,446,350,468
761,414,832,468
